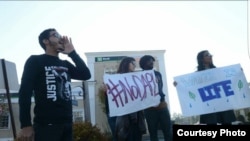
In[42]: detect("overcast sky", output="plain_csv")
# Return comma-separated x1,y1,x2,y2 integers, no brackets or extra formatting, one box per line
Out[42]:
0,1,249,116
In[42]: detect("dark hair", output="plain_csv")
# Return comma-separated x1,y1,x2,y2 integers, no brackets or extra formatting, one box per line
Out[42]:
117,57,135,73
196,50,216,71
139,55,155,69
38,28,56,50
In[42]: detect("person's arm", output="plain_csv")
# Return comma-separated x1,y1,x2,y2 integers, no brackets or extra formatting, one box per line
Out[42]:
154,71,169,110
60,36,91,80
67,50,91,80
155,71,165,102
18,56,37,139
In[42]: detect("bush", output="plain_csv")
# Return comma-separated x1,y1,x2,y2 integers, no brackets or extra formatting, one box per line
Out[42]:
73,121,111,141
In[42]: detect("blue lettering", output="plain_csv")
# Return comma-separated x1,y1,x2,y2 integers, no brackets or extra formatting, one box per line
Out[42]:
220,80,234,96
198,80,234,102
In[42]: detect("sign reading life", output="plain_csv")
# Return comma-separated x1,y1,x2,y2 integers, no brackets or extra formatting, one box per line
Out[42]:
174,64,250,117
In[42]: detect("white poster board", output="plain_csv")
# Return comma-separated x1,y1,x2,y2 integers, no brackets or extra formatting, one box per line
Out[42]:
174,64,250,117
103,70,160,117
0,59,19,94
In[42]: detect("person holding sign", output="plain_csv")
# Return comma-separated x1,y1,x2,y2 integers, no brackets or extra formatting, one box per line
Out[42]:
196,50,236,125
114,57,146,141
174,50,236,125
17,28,91,141
139,55,173,141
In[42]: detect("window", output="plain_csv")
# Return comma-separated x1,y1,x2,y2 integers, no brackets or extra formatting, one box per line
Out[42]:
73,109,84,122
0,102,10,130
0,114,9,129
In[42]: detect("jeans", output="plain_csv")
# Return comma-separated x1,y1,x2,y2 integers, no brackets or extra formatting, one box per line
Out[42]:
144,107,173,141
108,116,117,141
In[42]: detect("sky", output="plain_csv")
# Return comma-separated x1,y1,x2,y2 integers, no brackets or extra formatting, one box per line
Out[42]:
0,1,249,116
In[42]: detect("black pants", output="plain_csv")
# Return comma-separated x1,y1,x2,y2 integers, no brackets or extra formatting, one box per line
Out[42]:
200,110,236,125
33,123,73,141
144,106,173,141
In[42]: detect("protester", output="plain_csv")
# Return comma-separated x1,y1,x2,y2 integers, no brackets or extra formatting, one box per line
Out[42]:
114,57,146,141
174,50,236,125
17,28,91,141
196,50,236,125
139,55,173,141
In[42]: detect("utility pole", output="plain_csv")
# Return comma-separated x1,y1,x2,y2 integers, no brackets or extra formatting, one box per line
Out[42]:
1,59,17,139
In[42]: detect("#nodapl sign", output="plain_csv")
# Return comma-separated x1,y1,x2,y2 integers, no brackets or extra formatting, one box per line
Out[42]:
103,70,160,117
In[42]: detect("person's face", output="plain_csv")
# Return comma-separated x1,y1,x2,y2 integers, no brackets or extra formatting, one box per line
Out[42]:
129,61,136,72
144,58,154,70
47,31,64,52
203,51,213,64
